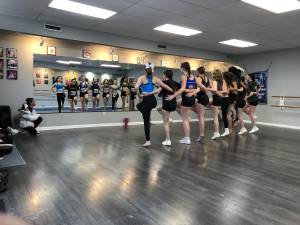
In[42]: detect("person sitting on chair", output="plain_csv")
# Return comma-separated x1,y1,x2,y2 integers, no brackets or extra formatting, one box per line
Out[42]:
19,98,43,135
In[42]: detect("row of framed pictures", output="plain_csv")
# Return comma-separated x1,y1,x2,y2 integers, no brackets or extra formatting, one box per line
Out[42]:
0,47,17,58
0,70,18,80
0,59,18,69
35,73,49,85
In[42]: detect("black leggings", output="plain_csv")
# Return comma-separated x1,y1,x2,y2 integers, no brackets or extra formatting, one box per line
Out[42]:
112,94,119,111
23,117,43,136
137,95,157,141
57,93,65,113
221,97,230,129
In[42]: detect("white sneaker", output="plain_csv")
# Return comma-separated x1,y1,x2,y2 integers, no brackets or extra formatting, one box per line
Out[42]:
142,141,151,147
211,132,221,140
238,127,247,135
249,126,259,134
0,143,13,149
221,128,230,137
74,105,78,111
0,138,3,143
162,139,171,146
179,137,191,145
7,127,19,135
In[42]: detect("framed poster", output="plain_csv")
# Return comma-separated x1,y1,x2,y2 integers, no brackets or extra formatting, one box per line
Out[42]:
82,49,91,58
44,74,49,79
6,48,17,58
0,59,3,69
7,59,18,69
7,70,18,80
161,60,167,67
36,79,42,84
112,54,119,62
36,73,41,79
47,46,56,55
44,80,49,85
0,70,3,79
0,47,3,57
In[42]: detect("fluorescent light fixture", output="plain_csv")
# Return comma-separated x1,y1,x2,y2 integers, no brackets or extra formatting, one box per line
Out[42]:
154,24,202,36
49,0,117,19
56,60,82,65
241,0,300,14
100,64,121,68
56,60,70,65
219,39,258,48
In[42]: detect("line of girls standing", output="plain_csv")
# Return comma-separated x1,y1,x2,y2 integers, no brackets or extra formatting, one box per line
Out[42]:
135,62,260,147
51,75,138,113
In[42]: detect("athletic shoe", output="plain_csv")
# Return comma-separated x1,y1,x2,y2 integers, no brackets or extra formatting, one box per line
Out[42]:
221,128,230,137
7,127,19,135
162,139,171,146
179,137,191,145
0,138,3,143
197,136,204,142
211,132,221,140
249,126,259,134
0,143,13,149
238,127,247,135
142,141,151,147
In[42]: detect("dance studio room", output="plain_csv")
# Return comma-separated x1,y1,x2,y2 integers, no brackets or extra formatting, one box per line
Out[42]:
0,0,300,225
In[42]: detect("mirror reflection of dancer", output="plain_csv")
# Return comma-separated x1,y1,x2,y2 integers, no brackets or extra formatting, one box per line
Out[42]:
209,70,228,140
102,79,111,111
66,78,78,112
91,77,101,111
244,73,260,134
157,70,180,146
129,79,137,111
111,79,119,111
51,75,65,113
120,76,129,111
135,63,172,147
79,76,89,111
166,62,200,145
194,66,211,142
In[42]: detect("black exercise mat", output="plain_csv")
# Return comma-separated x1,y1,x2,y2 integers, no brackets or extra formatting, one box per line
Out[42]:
0,146,26,169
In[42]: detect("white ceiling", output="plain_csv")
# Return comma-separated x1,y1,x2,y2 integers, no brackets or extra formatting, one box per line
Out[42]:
1,0,300,55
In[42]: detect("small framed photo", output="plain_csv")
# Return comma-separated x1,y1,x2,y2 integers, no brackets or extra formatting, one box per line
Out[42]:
44,80,49,85
36,73,41,79
6,48,17,58
0,47,3,57
82,49,91,58
7,59,18,69
0,70,3,79
7,70,18,80
0,59,3,69
47,46,56,56
161,60,167,67
36,79,42,84
44,74,49,79
112,54,119,62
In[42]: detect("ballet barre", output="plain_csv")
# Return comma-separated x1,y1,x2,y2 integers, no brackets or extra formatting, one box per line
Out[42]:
271,96,300,110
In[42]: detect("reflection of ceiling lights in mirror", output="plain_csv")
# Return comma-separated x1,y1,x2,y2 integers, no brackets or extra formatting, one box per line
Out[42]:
101,74,110,81
56,60,82,65
86,72,95,82
154,24,202,36
241,0,300,13
219,39,258,48
49,0,117,19
100,64,121,68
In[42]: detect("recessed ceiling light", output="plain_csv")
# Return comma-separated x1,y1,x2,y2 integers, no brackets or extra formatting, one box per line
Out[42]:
154,24,202,36
100,64,121,68
49,0,117,19
219,39,258,48
241,0,300,14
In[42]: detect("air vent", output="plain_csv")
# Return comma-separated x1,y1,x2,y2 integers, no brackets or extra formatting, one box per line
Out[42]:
157,44,167,49
44,24,62,32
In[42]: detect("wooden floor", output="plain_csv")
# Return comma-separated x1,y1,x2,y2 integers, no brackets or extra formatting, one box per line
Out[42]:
1,123,300,225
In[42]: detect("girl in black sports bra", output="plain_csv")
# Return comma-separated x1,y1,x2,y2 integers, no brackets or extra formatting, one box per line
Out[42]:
111,79,119,111
120,76,129,111
102,79,110,111
66,78,78,112
91,77,101,111
236,76,248,135
129,80,137,111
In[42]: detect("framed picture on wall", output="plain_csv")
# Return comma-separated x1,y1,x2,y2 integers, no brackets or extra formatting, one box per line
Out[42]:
36,73,41,79
6,48,17,58
82,49,91,58
161,60,167,67
36,79,42,84
0,70,3,79
0,59,3,69
7,70,18,80
112,54,119,62
44,74,49,79
44,80,49,85
7,59,18,69
0,47,3,57
47,46,56,56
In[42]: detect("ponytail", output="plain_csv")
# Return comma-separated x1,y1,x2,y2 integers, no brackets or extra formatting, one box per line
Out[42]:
181,62,191,77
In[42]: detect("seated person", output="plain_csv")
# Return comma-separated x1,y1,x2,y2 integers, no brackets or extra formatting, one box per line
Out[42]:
19,98,42,135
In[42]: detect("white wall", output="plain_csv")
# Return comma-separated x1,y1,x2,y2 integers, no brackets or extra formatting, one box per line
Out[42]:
237,47,300,127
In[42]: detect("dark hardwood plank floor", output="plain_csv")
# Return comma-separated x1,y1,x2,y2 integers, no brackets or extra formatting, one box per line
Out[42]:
1,122,300,225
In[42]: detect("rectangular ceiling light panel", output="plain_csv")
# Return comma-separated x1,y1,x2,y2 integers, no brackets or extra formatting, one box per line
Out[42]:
241,0,300,13
49,0,116,19
219,39,258,48
154,24,202,36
